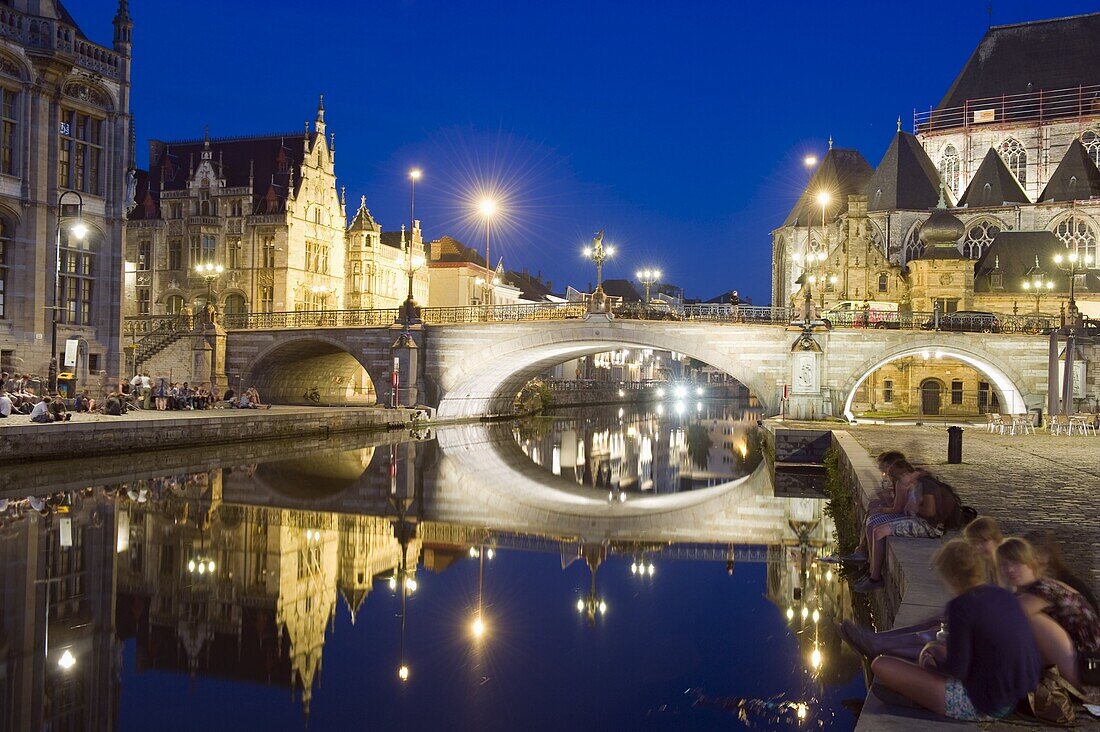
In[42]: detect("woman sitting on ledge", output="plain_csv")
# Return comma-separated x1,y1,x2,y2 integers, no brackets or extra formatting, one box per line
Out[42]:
870,539,1041,721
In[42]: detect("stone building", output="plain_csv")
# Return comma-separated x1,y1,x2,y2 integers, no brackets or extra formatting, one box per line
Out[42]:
0,0,133,385
344,197,428,311
772,13,1100,320
124,99,346,319
427,235,524,306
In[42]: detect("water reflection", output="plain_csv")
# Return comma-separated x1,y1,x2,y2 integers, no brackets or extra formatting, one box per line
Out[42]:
0,412,864,730
515,400,765,497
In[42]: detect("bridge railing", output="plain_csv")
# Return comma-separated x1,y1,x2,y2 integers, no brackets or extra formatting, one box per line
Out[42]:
680,304,796,324
221,309,401,330
419,302,588,324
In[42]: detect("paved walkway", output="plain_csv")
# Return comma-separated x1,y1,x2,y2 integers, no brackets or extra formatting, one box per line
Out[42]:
846,424,1100,598
0,404,385,427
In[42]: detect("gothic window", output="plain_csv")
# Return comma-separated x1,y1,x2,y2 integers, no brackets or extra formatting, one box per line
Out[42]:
223,294,247,316
261,236,276,268
938,145,960,196
963,220,1000,259
878,272,889,293
260,287,274,313
59,228,96,325
201,235,216,262
0,218,7,318
165,295,184,314
902,224,924,265
137,240,151,270
58,109,103,195
0,87,16,175
998,137,1026,188
137,288,150,315
169,203,182,219
1054,215,1097,261
227,237,241,269
1082,127,1100,168
167,239,182,270
229,200,242,217
189,235,201,266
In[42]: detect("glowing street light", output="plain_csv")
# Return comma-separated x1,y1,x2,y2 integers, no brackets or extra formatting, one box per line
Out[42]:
583,230,614,313
50,190,87,393
398,664,410,682
1053,250,1095,323
803,155,817,168
58,649,76,670
636,268,662,305
478,197,497,307
471,615,486,638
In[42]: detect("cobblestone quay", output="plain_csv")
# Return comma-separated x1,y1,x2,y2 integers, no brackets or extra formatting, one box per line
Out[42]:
847,424,1100,595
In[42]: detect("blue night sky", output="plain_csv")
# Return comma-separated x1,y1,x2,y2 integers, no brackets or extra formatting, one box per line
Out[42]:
73,0,1098,303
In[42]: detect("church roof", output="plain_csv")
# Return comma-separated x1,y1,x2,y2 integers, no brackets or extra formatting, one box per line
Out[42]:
1038,139,1100,203
973,230,1100,293
864,131,944,211
937,13,1100,111
957,147,1031,207
782,147,873,227
505,269,554,301
146,131,314,216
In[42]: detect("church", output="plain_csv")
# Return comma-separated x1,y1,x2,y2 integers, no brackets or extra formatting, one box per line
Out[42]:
771,12,1100,417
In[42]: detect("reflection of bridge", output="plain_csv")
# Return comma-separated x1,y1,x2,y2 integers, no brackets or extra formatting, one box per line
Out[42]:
213,306,1060,420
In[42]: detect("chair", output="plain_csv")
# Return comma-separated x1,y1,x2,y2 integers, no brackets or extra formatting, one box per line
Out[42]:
987,413,1004,434
1010,414,1034,435
1049,415,1071,436
1069,414,1096,436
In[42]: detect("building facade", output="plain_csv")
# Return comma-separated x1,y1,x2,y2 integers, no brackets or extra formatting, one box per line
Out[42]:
0,0,133,384
772,13,1100,320
124,100,346,321
344,198,428,311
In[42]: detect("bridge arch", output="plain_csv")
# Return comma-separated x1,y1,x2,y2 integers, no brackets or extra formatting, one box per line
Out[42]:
431,320,786,419
840,341,1031,422
246,335,378,406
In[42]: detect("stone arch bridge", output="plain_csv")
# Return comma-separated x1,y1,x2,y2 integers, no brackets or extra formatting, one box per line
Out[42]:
221,309,1064,420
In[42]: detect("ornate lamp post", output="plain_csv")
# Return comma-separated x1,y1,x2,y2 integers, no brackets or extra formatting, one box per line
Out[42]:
399,228,426,326
408,168,422,229
582,231,615,313
194,262,224,308
1053,250,1094,327
1021,255,1054,316
636,268,661,306
50,191,87,393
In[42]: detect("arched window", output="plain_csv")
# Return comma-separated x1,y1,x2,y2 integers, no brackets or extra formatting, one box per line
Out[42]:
877,272,889,293
1082,127,1100,168
165,294,184,315
223,293,247,316
938,145,960,196
998,137,1027,187
902,224,924,265
962,219,1000,259
1054,215,1097,261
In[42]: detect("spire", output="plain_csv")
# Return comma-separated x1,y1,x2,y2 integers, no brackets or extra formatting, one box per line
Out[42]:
113,0,133,50
248,159,254,190
936,181,947,209
896,116,902,133
340,186,346,207
314,94,326,136
828,135,833,150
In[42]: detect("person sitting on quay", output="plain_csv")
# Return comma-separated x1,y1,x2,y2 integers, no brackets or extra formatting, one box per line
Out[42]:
869,539,1042,721
1021,530,1099,613
178,382,193,410
0,388,12,419
852,458,946,592
236,388,256,409
71,390,95,414
104,392,124,416
996,537,1100,688
48,396,71,422
245,386,269,409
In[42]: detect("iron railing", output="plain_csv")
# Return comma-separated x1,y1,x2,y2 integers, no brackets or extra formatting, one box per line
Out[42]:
914,84,1100,134
125,304,1064,336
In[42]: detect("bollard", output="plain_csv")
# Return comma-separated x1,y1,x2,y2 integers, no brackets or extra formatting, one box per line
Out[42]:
947,425,963,464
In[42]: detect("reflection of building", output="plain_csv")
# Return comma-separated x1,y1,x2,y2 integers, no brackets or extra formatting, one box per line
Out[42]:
115,473,422,714
0,495,119,731
0,1,133,381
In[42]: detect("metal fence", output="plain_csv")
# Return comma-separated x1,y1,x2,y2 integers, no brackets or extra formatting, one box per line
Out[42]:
914,83,1100,134
122,304,1061,335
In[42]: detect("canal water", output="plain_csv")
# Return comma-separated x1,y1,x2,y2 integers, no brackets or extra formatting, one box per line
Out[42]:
0,400,866,731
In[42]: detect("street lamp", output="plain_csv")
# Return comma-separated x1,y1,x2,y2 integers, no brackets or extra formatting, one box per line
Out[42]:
478,198,496,307
1053,250,1095,326
582,231,614,313
194,262,224,309
636,268,661,306
1022,255,1054,316
398,228,426,326
408,168,422,231
50,191,86,393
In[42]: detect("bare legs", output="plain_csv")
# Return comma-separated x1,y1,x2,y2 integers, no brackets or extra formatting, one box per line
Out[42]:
1028,613,1081,686
870,656,947,716
867,524,892,581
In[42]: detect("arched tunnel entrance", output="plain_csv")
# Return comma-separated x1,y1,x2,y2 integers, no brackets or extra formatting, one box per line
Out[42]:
247,339,376,406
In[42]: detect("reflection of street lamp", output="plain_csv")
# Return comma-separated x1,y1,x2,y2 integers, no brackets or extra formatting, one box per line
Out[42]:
582,231,614,312
1053,250,1094,324
51,190,87,393
1022,255,1054,315
58,649,76,670
636,268,661,305
478,198,496,306
194,262,224,307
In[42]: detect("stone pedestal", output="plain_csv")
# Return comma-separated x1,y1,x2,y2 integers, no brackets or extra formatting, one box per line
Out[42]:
789,332,824,420
390,329,421,407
